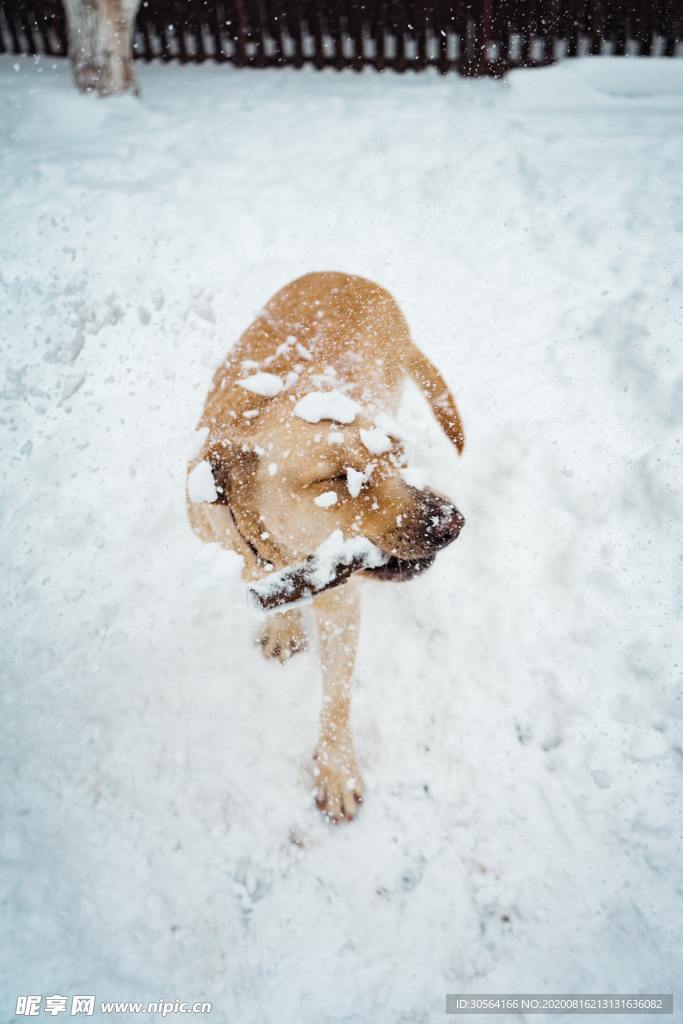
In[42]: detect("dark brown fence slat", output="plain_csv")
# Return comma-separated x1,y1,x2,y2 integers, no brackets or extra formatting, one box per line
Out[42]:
588,0,601,55
20,3,34,52
636,0,653,54
136,6,154,60
152,4,172,61
294,0,306,66
519,0,533,66
226,0,246,65
303,0,320,68
3,0,683,76
373,0,386,70
432,0,445,72
415,0,428,67
243,0,257,66
540,0,557,63
28,2,49,52
206,0,225,59
2,2,23,52
454,0,470,75
565,0,581,56
327,0,344,69
468,0,485,75
663,0,681,55
613,0,628,54
192,0,206,61
265,0,286,64
345,0,363,70
175,0,189,61
492,0,509,70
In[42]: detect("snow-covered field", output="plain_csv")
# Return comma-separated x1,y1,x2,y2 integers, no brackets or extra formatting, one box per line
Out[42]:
1,54,682,1023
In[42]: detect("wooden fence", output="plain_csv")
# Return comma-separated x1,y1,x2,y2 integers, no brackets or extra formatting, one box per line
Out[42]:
1,0,682,75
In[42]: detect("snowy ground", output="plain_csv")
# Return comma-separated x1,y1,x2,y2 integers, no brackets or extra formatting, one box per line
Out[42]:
1,54,682,1023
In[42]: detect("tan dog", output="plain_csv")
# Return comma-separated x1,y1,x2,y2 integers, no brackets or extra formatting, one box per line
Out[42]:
187,272,465,822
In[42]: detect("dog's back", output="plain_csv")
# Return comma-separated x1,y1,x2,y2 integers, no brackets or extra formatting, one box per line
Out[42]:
202,272,463,452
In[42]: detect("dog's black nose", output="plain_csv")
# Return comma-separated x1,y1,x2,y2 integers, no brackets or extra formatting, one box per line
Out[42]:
421,493,465,550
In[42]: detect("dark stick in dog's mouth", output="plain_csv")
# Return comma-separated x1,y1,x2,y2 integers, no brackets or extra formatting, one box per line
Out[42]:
248,532,384,612
248,533,439,612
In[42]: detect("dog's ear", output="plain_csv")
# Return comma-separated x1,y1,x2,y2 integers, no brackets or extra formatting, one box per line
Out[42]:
187,436,259,507
408,346,465,455
205,442,232,504
206,440,259,505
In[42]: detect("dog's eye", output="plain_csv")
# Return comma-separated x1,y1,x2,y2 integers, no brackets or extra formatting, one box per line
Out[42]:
312,473,346,486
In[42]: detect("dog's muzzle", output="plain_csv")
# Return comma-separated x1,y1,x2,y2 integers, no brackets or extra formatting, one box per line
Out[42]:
422,498,466,551
366,498,465,582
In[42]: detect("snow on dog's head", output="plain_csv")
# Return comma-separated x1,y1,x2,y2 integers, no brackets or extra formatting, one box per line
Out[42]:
200,387,464,589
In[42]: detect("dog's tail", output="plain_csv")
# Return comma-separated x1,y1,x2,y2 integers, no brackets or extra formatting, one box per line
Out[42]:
408,347,465,455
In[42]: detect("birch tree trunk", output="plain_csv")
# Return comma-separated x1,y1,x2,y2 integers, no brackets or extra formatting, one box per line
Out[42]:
63,0,140,96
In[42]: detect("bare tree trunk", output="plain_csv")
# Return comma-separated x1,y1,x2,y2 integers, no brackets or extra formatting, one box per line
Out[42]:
63,0,140,96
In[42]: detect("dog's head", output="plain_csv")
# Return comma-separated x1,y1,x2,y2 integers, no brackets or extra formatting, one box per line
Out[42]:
202,392,464,587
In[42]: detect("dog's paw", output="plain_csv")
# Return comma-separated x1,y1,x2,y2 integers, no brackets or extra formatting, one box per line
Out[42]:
257,610,307,663
312,743,364,823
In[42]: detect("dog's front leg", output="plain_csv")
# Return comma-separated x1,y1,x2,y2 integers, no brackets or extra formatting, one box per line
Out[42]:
312,578,364,823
